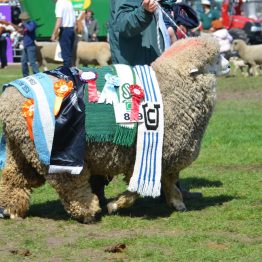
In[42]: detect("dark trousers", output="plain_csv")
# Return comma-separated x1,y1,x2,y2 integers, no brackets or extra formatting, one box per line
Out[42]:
59,27,75,68
0,38,7,68
21,45,39,77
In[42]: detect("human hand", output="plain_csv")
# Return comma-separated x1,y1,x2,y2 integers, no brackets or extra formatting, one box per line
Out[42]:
142,0,159,13
50,33,56,42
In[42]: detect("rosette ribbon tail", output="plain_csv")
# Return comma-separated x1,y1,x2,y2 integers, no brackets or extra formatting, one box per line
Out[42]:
88,79,99,102
22,99,34,140
98,73,120,105
130,84,144,122
53,80,73,116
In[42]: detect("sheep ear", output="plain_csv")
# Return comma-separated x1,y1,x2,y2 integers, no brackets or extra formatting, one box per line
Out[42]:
190,68,198,74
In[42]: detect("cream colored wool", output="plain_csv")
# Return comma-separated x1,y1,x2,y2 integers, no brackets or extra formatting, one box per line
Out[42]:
232,39,262,76
36,41,111,70
0,37,221,223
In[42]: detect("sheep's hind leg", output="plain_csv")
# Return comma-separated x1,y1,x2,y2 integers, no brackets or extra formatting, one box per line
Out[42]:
107,191,139,214
162,172,187,211
45,168,101,223
0,138,45,219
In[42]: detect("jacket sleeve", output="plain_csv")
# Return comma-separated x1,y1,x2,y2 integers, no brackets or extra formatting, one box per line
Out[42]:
24,21,37,32
114,0,153,37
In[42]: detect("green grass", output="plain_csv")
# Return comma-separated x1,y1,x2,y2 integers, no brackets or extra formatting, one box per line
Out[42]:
0,65,261,261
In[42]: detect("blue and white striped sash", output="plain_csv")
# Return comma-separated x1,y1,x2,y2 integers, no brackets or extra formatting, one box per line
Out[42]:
128,65,164,197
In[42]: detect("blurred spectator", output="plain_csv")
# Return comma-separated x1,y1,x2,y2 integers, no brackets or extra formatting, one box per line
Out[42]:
160,0,177,43
77,10,99,42
0,20,16,69
0,24,8,69
172,2,199,40
51,0,75,67
212,20,233,59
18,12,39,77
199,0,221,32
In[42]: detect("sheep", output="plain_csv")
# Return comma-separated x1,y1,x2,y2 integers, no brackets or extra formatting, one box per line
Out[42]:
75,41,111,67
0,37,229,223
36,42,62,71
232,39,262,76
229,56,248,77
36,41,111,70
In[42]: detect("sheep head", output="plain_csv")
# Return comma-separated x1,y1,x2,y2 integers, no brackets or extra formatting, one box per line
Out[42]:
151,36,230,77
232,39,246,52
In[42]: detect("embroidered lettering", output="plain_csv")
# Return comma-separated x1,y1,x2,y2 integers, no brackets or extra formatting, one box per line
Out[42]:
142,103,160,131
121,83,131,99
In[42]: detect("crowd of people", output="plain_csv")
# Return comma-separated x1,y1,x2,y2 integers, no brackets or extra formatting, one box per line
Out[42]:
0,0,234,73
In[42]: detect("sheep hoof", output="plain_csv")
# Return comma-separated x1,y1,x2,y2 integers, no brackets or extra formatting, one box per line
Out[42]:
172,200,187,212
0,207,10,219
107,202,118,214
82,215,97,224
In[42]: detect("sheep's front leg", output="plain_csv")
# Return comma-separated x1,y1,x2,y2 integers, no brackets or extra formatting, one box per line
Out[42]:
45,168,101,223
0,139,45,219
162,172,186,211
107,191,139,214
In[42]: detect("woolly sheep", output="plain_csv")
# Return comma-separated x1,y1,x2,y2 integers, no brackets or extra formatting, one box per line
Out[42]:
0,37,229,223
36,42,61,71
229,56,248,77
36,41,111,70
232,39,262,76
75,41,111,67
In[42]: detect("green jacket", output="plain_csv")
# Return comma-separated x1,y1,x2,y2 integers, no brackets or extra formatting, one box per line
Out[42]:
109,0,165,66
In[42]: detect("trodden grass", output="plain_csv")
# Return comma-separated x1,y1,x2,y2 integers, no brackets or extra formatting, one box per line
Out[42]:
0,64,261,262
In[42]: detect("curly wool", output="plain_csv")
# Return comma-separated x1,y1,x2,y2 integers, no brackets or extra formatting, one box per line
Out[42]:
0,36,220,222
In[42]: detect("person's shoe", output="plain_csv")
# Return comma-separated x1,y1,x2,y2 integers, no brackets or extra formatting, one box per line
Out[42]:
181,191,203,200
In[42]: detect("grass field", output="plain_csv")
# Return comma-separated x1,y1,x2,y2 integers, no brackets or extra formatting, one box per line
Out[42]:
0,64,261,262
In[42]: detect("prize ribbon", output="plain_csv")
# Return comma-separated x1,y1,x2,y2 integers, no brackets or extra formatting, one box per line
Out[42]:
80,71,99,102
98,73,120,105
53,79,73,116
22,99,34,140
130,84,144,121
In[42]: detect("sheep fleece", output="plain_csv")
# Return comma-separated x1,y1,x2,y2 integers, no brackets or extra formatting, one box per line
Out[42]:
0,37,220,222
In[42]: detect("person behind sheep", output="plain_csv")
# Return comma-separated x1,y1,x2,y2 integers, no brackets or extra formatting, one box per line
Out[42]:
199,0,220,32
83,10,99,42
172,2,199,41
18,12,39,77
159,0,177,43
109,0,170,65
51,0,76,67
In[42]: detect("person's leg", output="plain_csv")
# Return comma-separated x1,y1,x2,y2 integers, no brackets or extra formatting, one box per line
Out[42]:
59,28,75,67
1,39,7,68
0,40,3,68
21,48,29,77
0,39,7,68
27,45,39,74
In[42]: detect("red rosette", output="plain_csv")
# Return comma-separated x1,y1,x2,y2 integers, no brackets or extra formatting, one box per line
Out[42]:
80,71,99,102
129,84,145,121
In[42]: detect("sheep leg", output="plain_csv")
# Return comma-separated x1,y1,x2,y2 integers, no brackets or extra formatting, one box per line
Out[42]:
96,56,108,66
161,172,187,211
107,191,139,214
45,168,101,223
0,138,45,219
232,65,238,77
251,64,258,76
